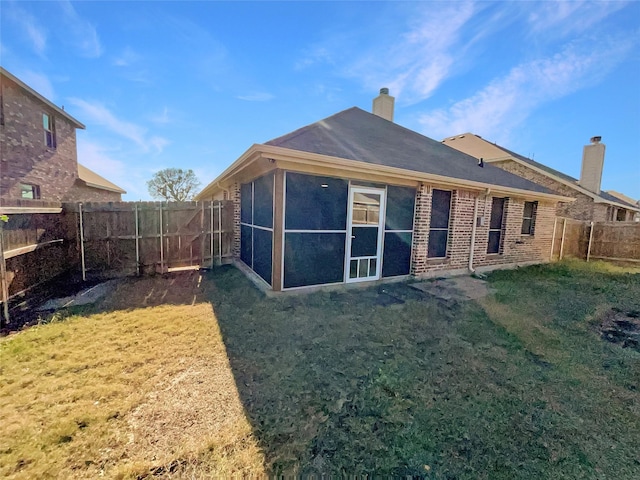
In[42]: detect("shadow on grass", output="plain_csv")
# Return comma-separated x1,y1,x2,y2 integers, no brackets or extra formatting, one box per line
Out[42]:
200,266,631,478
24,263,637,478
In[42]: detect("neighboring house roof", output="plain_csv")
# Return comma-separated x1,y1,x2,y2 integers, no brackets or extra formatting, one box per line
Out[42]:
198,107,574,201
0,67,85,130
78,164,126,194
443,133,639,212
606,190,639,207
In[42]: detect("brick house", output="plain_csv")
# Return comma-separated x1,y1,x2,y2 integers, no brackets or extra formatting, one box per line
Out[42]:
0,67,125,205
442,133,639,222
196,89,571,292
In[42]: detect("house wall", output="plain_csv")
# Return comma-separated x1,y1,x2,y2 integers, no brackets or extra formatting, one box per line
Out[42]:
492,160,634,222
63,182,123,202
411,184,556,277
229,167,557,290
0,76,79,201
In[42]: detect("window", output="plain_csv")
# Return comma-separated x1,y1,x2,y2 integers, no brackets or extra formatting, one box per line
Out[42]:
43,113,56,148
240,173,274,285
488,197,505,254
428,189,452,258
616,209,627,222
521,201,537,235
20,183,41,199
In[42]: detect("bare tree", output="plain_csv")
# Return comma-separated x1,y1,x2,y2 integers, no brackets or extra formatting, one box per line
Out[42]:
147,168,201,201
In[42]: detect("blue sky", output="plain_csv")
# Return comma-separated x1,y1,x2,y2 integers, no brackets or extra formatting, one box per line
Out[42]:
2,1,638,200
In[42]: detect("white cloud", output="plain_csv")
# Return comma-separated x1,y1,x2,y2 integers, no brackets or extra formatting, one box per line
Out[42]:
15,70,55,100
76,139,155,200
294,46,334,70
112,46,140,67
237,92,274,102
527,1,628,37
150,107,171,124
77,140,126,178
298,2,479,104
59,0,103,58
418,37,635,142
5,2,47,56
69,98,169,154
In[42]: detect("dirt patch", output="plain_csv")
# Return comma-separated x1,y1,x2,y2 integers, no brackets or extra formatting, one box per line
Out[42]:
411,275,495,302
37,279,120,311
598,308,640,351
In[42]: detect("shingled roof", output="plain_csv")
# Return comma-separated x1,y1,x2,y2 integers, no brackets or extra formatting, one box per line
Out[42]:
495,145,638,209
265,107,553,195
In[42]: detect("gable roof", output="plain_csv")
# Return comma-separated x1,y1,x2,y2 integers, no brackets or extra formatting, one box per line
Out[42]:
0,67,85,129
265,107,555,194
78,164,126,194
198,107,573,202
443,133,639,211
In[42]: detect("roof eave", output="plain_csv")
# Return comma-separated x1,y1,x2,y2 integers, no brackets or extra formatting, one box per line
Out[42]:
484,156,633,206
195,144,263,199
81,180,126,194
0,67,86,129
196,144,574,203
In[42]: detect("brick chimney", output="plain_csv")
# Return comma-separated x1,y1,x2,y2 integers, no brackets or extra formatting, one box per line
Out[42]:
579,136,605,194
372,87,394,122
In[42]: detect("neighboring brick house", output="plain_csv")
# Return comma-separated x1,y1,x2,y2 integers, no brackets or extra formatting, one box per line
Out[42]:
442,133,639,222
196,89,571,292
0,67,125,204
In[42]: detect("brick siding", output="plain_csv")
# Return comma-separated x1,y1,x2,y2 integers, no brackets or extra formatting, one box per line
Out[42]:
492,160,633,222
63,182,123,202
1,77,79,201
233,170,558,287
411,183,556,276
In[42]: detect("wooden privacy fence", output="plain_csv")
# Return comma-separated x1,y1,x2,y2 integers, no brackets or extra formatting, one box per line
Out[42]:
67,201,234,278
550,217,640,263
1,200,234,324
0,207,75,321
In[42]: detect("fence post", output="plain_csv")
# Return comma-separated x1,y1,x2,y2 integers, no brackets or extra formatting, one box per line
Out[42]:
550,217,558,261
159,203,164,274
586,221,594,262
210,200,214,268
135,203,140,275
559,218,567,261
0,221,9,326
79,203,86,281
200,201,205,268
218,202,222,265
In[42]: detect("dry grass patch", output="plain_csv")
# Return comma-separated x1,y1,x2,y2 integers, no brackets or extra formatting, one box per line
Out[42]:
0,273,265,479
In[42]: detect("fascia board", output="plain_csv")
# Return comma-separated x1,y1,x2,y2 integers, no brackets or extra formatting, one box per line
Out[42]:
484,156,633,207
195,145,263,199
258,145,575,203
83,181,126,194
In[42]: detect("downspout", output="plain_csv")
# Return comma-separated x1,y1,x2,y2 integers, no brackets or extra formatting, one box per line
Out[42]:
216,182,230,200
586,221,594,262
468,194,480,273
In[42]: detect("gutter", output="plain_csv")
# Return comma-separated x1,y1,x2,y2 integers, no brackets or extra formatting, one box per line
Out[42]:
196,144,576,203
468,193,481,273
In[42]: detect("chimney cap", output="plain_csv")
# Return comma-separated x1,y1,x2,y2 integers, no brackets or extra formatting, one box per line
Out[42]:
590,136,602,144
379,87,389,95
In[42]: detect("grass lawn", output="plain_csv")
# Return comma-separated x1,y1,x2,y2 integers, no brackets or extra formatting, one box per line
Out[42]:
1,260,639,478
